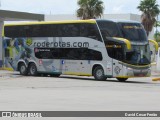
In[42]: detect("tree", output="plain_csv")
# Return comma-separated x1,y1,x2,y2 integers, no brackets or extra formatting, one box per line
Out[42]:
77,0,104,20
154,21,160,42
137,0,160,36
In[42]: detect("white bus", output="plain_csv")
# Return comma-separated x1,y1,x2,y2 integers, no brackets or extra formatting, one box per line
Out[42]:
3,19,152,81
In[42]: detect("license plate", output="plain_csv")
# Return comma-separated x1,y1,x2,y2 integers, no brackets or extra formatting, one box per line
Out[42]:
138,74,144,77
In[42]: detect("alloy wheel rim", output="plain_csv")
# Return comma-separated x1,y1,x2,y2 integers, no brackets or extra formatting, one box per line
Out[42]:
30,66,36,75
21,66,26,73
96,69,103,78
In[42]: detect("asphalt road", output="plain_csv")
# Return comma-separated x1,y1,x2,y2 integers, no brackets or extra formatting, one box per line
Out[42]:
0,71,160,119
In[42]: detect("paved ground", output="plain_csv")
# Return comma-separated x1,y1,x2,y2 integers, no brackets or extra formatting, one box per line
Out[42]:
0,70,160,120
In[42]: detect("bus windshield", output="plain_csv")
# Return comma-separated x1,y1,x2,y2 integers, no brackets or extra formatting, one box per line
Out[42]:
125,45,151,65
117,23,148,41
105,39,151,65
97,20,148,42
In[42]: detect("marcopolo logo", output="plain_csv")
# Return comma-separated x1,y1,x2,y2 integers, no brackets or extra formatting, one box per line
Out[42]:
34,41,89,48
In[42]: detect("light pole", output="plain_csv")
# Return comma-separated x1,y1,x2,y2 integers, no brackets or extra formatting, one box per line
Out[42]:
0,0,1,8
155,15,159,41
156,16,158,37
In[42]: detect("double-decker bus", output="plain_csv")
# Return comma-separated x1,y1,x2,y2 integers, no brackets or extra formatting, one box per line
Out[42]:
3,19,152,81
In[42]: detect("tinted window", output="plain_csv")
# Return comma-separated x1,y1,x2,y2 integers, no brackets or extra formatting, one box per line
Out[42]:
5,23,102,41
5,26,26,37
97,21,122,39
105,41,124,61
35,48,102,60
80,24,102,41
124,45,151,65
58,24,80,37
117,23,147,41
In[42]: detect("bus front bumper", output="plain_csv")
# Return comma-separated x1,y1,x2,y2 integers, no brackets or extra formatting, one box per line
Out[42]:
126,67,151,77
118,67,151,78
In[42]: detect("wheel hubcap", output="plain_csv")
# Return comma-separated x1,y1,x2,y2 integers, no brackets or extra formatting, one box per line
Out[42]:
30,66,36,75
20,66,26,73
96,69,103,78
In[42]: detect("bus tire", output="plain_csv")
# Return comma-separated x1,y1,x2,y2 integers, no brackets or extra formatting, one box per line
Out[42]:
93,66,106,81
19,63,28,76
28,63,38,76
116,78,128,82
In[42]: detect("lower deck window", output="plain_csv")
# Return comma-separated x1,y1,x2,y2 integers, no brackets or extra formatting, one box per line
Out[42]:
35,48,102,60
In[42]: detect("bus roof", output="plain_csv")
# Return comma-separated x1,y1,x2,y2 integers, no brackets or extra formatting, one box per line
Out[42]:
96,19,140,24
4,19,96,26
4,19,141,27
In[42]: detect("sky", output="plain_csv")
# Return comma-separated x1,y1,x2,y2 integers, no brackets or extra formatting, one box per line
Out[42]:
0,0,159,16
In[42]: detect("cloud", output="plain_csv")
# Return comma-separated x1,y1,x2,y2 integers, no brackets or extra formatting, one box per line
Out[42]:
1,0,77,14
112,5,124,14
1,0,159,15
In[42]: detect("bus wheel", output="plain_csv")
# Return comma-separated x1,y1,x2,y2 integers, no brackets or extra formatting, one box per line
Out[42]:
93,66,106,81
19,63,28,76
28,63,37,76
116,78,128,82
50,74,61,77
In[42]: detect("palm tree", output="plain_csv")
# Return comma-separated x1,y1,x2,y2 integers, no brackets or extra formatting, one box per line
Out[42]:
77,0,104,20
137,0,160,36
154,20,160,41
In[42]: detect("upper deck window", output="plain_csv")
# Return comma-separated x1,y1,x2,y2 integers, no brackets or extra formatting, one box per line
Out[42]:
4,23,102,41
97,21,122,38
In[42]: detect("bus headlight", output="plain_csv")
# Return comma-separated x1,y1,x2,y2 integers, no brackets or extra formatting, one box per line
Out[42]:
126,67,133,76
127,67,133,71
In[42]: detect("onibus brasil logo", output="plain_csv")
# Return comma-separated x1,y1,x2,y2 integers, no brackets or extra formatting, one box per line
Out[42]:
1,112,42,118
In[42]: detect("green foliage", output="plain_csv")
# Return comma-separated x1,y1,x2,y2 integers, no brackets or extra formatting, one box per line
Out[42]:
137,0,160,17
137,0,160,36
155,21,160,27
77,0,104,20
154,32,160,42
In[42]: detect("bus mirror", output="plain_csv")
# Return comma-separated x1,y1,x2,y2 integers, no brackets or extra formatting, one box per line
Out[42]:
113,37,131,50
149,39,159,52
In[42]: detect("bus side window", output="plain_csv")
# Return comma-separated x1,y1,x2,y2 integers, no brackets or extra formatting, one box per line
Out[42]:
106,41,124,61
97,21,121,39
88,49,102,60
57,24,80,37
80,24,102,42
80,24,88,36
68,24,80,37
63,48,79,59
51,49,59,59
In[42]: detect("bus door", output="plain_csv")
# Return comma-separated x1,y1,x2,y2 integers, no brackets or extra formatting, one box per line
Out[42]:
112,59,123,77
106,42,124,77
112,44,124,77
